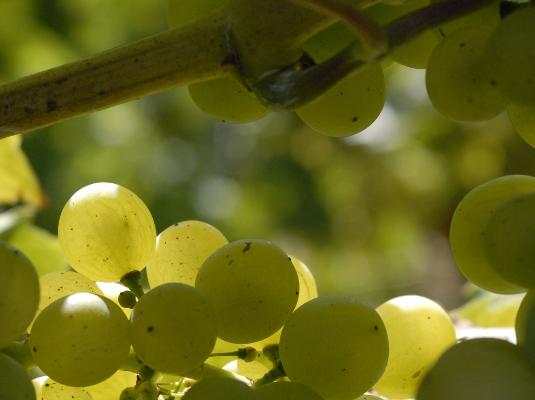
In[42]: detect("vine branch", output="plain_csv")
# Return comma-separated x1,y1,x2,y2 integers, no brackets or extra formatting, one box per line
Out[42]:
0,0,496,137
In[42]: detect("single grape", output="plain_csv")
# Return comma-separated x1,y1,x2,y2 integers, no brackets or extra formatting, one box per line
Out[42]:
507,103,535,148
0,241,39,348
296,63,385,137
39,379,93,400
188,78,269,123
488,6,535,104
168,0,227,28
374,295,456,399
417,338,535,399
483,192,535,289
146,220,228,288
279,296,388,400
0,353,35,400
182,377,255,400
255,381,324,400
85,370,138,400
35,271,103,326
196,239,299,343
131,282,217,374
30,292,131,386
58,182,156,282
449,175,535,294
426,24,506,122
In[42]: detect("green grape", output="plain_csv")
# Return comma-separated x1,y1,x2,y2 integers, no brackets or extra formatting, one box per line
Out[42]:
516,291,535,346
0,241,39,348
425,25,507,122
58,182,156,282
188,77,269,123
35,271,103,326
29,292,131,386
7,223,67,275
449,175,535,294
279,296,388,400
147,220,228,288
508,103,535,148
85,370,138,400
374,295,456,399
483,192,535,289
255,381,324,400
39,379,93,400
417,338,535,399
488,6,535,104
168,0,227,28
182,377,255,400
0,353,35,400
302,22,355,64
131,282,217,374
296,63,385,137
196,239,299,343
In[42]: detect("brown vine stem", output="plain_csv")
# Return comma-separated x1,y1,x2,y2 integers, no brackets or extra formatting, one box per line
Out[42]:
0,0,496,137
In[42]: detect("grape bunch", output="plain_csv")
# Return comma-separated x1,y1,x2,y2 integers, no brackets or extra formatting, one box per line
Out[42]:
2,181,534,399
166,0,535,143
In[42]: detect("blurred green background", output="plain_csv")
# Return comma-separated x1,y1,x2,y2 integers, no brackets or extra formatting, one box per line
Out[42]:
2,0,534,309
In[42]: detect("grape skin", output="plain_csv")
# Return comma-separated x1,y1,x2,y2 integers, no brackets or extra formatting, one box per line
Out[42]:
449,175,535,294
507,103,535,149
30,293,131,387
147,220,228,288
255,381,324,400
488,6,535,104
85,370,138,400
58,182,156,282
196,239,299,344
483,192,535,289
131,282,217,374
39,379,93,400
0,241,39,349
417,339,535,399
0,353,35,400
296,63,385,137
182,377,255,400
279,296,388,400
374,295,456,399
425,25,506,122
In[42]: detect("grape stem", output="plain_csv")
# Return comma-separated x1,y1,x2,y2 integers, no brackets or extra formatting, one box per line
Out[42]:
252,360,287,387
0,0,495,137
120,270,145,299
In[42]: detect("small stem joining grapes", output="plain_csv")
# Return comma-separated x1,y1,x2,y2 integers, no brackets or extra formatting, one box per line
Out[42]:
252,360,287,387
120,270,145,299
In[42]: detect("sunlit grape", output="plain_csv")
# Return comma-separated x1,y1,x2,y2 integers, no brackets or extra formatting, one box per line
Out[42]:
147,220,228,288
375,295,456,399
279,296,388,400
255,381,324,400
58,182,156,282
196,239,299,343
182,377,255,400
30,293,131,386
131,282,217,374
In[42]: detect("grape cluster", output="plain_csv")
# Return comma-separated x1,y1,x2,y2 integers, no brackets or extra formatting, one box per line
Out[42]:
2,180,533,400
168,1,535,142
